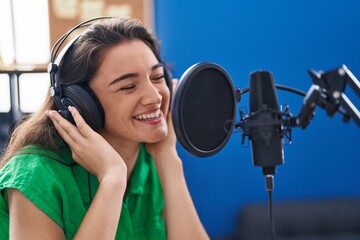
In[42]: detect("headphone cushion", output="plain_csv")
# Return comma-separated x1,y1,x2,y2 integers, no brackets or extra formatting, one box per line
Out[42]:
61,84,104,131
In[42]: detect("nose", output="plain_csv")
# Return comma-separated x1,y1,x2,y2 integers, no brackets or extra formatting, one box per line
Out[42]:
141,81,162,106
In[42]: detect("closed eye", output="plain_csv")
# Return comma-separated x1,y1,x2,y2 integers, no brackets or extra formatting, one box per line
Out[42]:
152,74,165,82
118,84,136,92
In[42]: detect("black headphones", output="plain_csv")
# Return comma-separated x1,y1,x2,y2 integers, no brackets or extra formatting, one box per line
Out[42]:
48,17,172,132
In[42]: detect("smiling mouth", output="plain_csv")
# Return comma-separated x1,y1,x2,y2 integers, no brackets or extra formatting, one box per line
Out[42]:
133,109,161,121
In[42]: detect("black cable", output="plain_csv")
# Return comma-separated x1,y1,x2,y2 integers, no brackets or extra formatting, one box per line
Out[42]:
240,84,306,97
87,171,93,202
265,175,277,240
268,190,276,240
275,84,306,96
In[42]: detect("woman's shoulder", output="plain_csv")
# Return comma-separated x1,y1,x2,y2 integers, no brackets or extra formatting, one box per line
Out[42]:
17,144,75,166
0,145,83,232
0,144,75,189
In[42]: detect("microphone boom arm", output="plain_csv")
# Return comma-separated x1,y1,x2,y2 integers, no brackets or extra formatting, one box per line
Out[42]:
297,65,360,128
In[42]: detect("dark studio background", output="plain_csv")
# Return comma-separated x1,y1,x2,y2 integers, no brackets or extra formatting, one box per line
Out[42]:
154,0,360,237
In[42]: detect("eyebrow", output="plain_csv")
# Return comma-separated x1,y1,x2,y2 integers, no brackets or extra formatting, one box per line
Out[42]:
152,62,164,71
108,62,164,86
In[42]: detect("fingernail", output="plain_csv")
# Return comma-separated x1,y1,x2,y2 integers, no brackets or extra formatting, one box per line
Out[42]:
46,110,54,117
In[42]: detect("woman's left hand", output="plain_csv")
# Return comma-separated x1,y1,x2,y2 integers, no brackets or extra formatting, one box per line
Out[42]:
145,79,210,240
146,105,177,162
146,79,178,162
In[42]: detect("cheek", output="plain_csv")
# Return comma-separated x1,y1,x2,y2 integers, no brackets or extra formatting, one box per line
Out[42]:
102,106,134,139
99,91,135,118
102,100,129,126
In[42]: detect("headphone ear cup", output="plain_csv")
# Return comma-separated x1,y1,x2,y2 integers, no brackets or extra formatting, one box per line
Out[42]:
61,85,105,132
164,66,173,94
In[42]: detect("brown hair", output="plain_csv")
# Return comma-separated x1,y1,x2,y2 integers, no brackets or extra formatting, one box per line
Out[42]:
0,18,162,168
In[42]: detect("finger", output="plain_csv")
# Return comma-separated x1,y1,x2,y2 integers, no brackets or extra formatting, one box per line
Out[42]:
49,112,91,157
168,79,178,119
172,79,178,94
46,110,79,147
46,110,88,149
68,106,93,137
167,112,174,129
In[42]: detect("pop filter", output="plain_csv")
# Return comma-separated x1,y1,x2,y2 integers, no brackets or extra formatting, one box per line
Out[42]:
172,62,237,157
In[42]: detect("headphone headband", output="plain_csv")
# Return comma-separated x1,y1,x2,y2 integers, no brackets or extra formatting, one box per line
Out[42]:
48,16,114,96
48,17,113,131
50,16,114,63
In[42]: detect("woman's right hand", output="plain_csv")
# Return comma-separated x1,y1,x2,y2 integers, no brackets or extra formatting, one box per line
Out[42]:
46,106,126,239
46,106,127,183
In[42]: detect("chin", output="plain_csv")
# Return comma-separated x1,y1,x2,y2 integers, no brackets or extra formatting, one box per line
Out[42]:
146,129,168,143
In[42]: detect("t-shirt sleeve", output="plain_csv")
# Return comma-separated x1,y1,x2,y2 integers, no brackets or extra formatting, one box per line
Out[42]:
0,153,73,229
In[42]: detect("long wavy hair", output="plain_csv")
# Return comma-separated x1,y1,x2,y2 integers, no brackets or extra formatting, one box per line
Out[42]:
0,18,162,168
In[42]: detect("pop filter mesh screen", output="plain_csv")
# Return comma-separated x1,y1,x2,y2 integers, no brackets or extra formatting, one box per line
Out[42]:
182,68,234,151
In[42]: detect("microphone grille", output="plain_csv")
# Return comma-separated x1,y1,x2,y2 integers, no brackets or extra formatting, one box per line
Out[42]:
250,71,279,112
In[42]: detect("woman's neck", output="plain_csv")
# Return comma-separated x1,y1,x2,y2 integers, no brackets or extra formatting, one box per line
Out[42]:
119,143,141,181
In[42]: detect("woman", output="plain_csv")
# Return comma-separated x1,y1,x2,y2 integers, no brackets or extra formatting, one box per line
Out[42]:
0,17,209,239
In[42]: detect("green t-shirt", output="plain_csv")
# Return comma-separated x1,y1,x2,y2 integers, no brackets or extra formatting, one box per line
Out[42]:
0,144,166,239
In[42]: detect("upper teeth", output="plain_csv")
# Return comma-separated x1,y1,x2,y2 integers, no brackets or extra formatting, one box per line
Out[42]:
135,109,161,120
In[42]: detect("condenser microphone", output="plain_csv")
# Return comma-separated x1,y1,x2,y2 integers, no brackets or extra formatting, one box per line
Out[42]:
248,71,284,175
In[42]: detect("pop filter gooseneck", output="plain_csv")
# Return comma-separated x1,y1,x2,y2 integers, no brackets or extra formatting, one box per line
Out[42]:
172,62,238,157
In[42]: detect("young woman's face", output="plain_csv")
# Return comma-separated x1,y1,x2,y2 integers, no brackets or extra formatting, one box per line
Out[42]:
90,40,170,145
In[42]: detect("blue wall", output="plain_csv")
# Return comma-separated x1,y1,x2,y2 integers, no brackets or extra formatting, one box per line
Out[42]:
154,0,360,237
